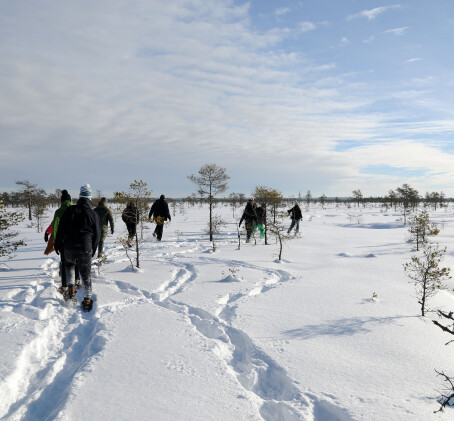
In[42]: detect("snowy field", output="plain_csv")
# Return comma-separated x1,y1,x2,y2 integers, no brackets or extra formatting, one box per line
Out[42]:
1,202,454,421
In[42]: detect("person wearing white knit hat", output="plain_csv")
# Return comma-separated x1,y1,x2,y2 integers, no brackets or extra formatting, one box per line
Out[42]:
55,184,100,311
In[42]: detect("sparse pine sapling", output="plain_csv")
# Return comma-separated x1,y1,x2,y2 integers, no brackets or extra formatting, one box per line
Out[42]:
267,211,295,261
0,200,26,264
408,210,439,251
403,245,451,317
432,310,454,412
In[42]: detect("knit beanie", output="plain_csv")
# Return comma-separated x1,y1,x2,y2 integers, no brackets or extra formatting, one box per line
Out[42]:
61,189,71,203
79,184,92,199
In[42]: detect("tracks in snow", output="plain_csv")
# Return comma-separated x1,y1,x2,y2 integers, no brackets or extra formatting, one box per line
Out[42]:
1,241,352,421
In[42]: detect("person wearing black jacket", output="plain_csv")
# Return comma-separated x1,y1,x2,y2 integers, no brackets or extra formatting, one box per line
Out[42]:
239,199,257,243
55,184,101,311
287,202,302,234
122,201,138,247
148,195,171,241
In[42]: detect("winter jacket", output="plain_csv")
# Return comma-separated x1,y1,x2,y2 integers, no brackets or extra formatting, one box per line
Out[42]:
148,198,171,221
256,206,265,225
52,200,73,240
55,198,101,254
122,203,138,225
239,201,257,226
94,200,114,235
287,204,302,220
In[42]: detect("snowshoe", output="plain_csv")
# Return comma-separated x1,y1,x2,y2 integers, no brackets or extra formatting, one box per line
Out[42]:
63,286,77,305
81,298,93,312
58,286,67,295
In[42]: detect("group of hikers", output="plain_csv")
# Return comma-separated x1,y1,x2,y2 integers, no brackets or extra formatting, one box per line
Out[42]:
44,184,301,311
44,185,171,311
239,199,303,242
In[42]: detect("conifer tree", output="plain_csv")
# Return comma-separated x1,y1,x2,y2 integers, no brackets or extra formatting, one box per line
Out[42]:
408,210,439,251
403,244,451,316
188,164,229,242
0,200,26,264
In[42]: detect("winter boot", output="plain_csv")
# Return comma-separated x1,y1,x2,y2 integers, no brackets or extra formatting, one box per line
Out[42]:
58,286,67,295
64,286,77,305
82,297,93,312
75,279,82,290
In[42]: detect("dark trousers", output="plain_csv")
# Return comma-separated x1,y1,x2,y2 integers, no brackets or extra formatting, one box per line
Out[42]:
245,220,255,240
59,249,80,287
64,247,93,298
126,223,136,242
98,230,107,256
154,223,164,241
288,219,300,234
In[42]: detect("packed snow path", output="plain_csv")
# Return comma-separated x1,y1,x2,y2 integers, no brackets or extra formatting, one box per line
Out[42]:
1,204,454,420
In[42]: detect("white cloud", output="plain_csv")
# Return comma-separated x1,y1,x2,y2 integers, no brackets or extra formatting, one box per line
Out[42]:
340,37,350,46
384,26,409,36
406,57,422,63
363,35,376,43
299,21,317,33
0,0,453,196
275,7,291,17
347,5,401,21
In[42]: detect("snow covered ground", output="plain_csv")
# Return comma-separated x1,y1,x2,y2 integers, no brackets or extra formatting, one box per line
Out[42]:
1,202,454,421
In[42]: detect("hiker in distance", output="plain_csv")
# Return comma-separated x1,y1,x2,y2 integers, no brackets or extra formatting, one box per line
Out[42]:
239,199,257,243
55,184,101,311
148,195,171,241
287,202,302,234
94,197,114,258
122,201,139,247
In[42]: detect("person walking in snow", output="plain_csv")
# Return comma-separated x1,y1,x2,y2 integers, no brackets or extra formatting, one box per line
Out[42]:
122,201,139,247
55,184,101,311
287,202,302,234
239,199,257,243
148,195,171,241
255,204,266,238
44,190,80,293
94,197,114,257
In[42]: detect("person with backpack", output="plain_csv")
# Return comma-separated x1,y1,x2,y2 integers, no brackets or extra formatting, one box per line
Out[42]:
255,204,266,238
239,199,257,243
122,201,138,247
55,184,101,311
287,202,302,234
44,189,81,293
94,197,114,257
148,195,171,241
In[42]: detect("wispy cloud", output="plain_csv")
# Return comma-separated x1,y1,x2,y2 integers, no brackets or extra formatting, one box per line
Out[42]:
0,0,453,196
347,5,401,21
299,21,317,33
275,7,291,17
406,57,422,63
340,37,350,46
384,26,409,36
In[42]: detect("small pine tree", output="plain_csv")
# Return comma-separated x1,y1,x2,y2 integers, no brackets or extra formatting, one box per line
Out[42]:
403,244,451,316
114,180,152,269
0,200,26,264
188,163,229,242
408,210,439,251
267,211,296,261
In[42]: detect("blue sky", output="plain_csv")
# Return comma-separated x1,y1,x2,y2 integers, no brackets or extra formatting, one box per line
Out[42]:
1,0,454,198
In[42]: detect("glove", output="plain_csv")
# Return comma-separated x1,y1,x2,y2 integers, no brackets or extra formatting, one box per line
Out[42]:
44,232,49,243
